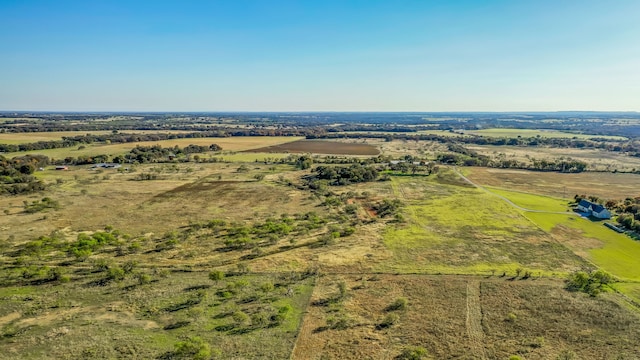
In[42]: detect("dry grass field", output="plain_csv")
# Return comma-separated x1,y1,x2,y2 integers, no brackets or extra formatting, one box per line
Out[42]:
293,275,640,360
464,167,639,200
247,139,380,156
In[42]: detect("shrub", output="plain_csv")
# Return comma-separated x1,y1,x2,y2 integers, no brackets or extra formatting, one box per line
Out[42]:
106,267,126,281
232,311,250,327
396,346,428,360
386,297,408,311
209,270,225,282
173,336,211,360
377,313,400,329
566,269,615,296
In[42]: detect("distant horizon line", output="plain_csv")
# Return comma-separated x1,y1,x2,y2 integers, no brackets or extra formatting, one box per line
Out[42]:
1,110,639,114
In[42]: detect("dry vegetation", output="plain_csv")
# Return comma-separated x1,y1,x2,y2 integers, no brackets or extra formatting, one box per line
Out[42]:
464,167,640,199
1,137,640,359
247,139,380,155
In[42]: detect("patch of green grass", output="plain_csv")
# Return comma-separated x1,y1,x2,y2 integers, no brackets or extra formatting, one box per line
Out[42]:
485,186,571,212
524,213,640,281
380,178,581,274
613,282,640,304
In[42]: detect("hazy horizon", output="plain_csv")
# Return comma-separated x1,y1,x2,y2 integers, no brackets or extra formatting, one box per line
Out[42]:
2,0,639,112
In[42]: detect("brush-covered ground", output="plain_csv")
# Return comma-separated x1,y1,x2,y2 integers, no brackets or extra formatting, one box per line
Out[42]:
1,141,640,359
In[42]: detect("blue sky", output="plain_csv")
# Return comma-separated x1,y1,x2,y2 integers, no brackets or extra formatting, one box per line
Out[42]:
1,0,639,111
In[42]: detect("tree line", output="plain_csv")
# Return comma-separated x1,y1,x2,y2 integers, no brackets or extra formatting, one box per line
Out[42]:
0,154,48,194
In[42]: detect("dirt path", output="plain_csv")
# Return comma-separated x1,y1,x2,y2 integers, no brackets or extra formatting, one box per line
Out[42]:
466,280,486,360
452,167,579,216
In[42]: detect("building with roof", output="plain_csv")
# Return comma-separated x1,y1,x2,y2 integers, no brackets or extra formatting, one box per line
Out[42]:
576,199,611,219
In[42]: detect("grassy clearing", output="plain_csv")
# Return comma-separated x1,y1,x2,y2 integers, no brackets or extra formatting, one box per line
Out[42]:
484,186,571,212
464,166,640,199
380,177,585,275
5,136,303,159
464,128,627,140
524,212,640,281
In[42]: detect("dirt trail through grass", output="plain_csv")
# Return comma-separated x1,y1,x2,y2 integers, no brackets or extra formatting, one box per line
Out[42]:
466,280,486,359
453,167,577,215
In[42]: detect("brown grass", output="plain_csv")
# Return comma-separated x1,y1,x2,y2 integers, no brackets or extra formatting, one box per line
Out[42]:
465,166,640,199
293,275,640,359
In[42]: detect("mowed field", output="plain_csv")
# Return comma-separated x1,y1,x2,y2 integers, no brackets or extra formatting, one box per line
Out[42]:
246,140,380,155
464,166,640,199
4,136,303,159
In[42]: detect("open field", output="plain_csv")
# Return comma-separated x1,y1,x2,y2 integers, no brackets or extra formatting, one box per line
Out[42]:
484,186,571,212
3,152,640,358
476,186,640,282
464,167,640,199
463,128,628,140
380,175,586,275
467,144,640,172
4,136,303,159
294,274,640,359
525,213,640,282
1,163,316,243
247,140,380,155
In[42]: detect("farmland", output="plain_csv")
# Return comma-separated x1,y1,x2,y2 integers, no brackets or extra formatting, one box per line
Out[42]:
2,119,640,359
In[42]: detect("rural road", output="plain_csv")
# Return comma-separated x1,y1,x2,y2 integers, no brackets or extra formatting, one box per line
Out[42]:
452,167,579,216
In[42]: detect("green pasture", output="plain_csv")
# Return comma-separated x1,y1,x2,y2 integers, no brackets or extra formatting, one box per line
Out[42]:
613,282,640,304
525,212,640,282
380,178,582,275
464,128,627,140
484,186,571,212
